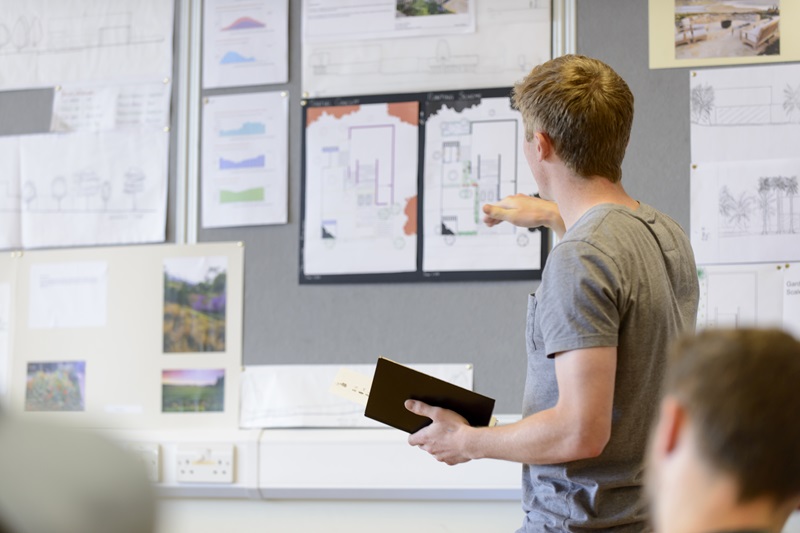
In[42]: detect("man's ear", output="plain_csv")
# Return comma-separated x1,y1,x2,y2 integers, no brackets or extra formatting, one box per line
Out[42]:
533,131,553,161
652,396,687,459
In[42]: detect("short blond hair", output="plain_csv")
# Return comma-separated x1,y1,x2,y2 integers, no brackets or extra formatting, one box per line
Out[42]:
512,54,633,183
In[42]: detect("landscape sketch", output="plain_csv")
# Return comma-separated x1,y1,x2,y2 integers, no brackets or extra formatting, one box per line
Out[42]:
163,256,227,353
25,361,86,412
675,1,780,60
162,368,225,413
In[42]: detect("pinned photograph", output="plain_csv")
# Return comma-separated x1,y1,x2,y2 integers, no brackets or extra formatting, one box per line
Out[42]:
396,0,468,17
675,1,780,59
163,256,227,353
25,361,86,412
162,369,225,413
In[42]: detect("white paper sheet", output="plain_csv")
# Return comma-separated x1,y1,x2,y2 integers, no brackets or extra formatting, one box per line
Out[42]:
201,92,289,228
302,0,549,96
691,159,800,265
303,0,475,44
240,363,474,428
50,81,172,133
0,137,21,250
0,0,174,91
691,64,800,164
784,266,800,338
422,94,541,272
29,261,108,329
0,283,10,399
696,263,785,330
202,0,289,89
19,130,168,249
303,101,419,276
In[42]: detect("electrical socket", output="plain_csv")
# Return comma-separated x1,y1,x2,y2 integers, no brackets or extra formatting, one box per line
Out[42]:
176,444,235,484
126,442,161,483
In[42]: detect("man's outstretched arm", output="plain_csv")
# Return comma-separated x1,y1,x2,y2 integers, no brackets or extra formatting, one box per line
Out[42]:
482,193,567,239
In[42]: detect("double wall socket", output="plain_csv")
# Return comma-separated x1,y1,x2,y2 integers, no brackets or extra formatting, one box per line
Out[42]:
176,443,235,484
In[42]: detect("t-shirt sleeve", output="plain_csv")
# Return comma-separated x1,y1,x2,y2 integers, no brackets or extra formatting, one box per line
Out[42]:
537,241,622,358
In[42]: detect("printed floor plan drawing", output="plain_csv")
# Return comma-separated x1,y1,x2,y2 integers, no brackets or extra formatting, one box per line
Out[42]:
303,101,418,276
422,94,541,272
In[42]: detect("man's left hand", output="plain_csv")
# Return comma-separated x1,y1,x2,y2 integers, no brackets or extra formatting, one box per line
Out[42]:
405,400,472,465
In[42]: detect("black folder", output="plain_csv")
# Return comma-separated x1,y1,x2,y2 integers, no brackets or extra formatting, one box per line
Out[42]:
364,357,496,433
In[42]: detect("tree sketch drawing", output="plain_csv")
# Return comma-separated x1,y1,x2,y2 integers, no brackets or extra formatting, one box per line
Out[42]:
691,84,715,125
720,175,798,237
782,83,800,121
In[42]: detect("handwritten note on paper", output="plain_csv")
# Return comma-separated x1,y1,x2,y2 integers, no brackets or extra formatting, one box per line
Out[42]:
29,262,108,329
784,267,800,339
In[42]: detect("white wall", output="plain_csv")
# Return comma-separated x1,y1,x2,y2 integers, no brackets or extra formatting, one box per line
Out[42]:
157,500,800,533
156,499,524,533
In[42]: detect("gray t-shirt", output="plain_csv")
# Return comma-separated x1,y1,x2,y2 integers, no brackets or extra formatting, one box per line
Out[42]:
520,203,699,532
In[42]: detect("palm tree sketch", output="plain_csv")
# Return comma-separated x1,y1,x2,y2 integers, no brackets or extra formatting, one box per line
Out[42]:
783,84,800,122
757,177,774,234
719,185,755,234
691,84,715,125
746,175,800,237
785,176,798,233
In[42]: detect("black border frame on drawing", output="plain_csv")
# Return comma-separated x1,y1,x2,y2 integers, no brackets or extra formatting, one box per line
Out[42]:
299,87,550,284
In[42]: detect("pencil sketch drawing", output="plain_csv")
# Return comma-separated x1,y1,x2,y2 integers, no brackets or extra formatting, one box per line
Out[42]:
718,175,798,237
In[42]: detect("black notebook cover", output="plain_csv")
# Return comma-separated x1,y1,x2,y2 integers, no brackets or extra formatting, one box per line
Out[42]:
364,357,496,433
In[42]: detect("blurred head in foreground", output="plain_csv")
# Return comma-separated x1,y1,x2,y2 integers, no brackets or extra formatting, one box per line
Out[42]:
646,328,800,533
0,414,156,533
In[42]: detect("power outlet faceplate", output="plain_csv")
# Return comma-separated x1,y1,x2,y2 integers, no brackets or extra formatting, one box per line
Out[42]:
176,444,235,484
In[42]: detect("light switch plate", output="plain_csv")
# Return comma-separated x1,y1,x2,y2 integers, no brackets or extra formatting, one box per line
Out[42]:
126,442,161,483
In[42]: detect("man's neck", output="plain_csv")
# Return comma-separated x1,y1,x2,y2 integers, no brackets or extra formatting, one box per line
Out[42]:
551,172,638,230
659,475,796,533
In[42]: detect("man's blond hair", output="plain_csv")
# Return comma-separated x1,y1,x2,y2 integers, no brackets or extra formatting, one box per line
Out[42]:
512,54,633,183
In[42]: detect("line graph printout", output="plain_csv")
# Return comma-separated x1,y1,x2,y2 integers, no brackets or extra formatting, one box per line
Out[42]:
303,100,419,277
18,130,168,249
691,64,800,163
202,0,288,89
696,264,785,331
0,137,21,250
302,0,550,97
691,158,800,264
202,91,289,228
422,91,540,272
0,0,174,91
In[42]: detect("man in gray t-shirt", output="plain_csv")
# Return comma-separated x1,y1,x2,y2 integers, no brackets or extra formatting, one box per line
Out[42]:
406,54,699,532
524,203,698,531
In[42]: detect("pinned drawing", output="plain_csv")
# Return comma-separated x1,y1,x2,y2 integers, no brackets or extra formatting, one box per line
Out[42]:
422,91,543,273
690,64,800,163
302,100,419,277
718,175,798,237
691,160,800,264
